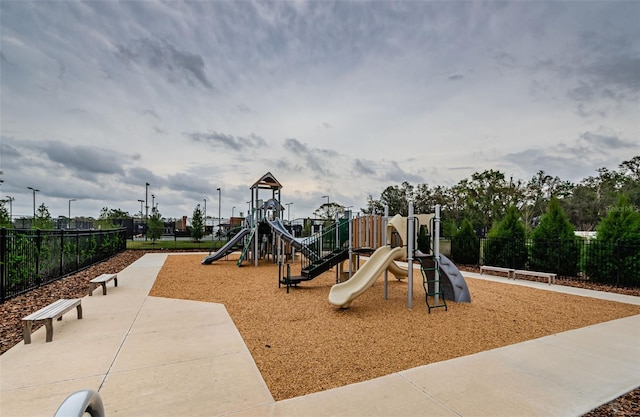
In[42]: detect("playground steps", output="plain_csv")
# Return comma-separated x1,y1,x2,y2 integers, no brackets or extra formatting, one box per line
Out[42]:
301,248,349,280
416,255,448,313
237,228,256,266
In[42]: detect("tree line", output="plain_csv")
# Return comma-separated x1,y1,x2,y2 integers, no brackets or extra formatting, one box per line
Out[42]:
361,155,639,236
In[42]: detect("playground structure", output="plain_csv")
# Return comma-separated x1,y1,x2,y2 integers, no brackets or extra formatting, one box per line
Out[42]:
202,172,471,311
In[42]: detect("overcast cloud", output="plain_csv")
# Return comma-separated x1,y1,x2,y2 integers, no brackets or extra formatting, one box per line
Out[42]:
1,1,638,220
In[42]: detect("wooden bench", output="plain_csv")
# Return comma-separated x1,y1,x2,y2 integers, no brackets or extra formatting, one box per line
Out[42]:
22,299,83,344
514,269,557,285
89,273,118,296
480,265,515,279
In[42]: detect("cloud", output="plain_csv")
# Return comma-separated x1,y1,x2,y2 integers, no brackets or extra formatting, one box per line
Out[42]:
383,161,424,183
186,131,268,151
41,141,127,175
353,159,375,176
283,138,338,176
116,37,213,89
578,130,637,150
505,128,639,182
448,73,464,81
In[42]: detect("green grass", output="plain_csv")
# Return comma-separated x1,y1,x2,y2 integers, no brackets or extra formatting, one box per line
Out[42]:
126,239,226,251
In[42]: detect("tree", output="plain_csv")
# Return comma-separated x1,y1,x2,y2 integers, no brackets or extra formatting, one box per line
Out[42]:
379,182,413,216
147,207,164,243
483,205,527,268
361,194,384,215
191,204,205,242
457,170,510,235
521,171,573,231
313,202,344,225
0,203,9,228
451,219,480,265
97,207,132,229
32,203,54,229
529,197,579,276
561,184,600,231
585,195,640,285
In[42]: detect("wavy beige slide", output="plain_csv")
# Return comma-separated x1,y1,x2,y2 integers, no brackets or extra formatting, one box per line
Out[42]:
328,246,407,308
387,260,408,280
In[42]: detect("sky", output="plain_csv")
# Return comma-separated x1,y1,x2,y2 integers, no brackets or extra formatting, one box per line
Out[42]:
1,1,639,222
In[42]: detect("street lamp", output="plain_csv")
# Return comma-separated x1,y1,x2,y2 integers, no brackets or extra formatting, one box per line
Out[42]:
322,195,329,206
5,195,14,225
203,198,207,236
145,183,150,240
285,202,293,223
151,194,155,212
137,199,144,219
27,187,39,218
68,199,76,229
217,188,221,240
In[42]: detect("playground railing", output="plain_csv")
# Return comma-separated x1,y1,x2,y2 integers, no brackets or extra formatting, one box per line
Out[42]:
299,219,349,270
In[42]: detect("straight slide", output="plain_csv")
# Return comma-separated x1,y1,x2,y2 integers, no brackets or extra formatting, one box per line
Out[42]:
328,246,406,308
201,228,251,265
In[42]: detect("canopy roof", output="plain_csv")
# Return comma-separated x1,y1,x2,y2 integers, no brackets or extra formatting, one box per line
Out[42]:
251,172,282,190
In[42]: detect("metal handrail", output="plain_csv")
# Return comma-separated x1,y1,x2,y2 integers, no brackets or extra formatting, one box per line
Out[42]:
54,390,105,417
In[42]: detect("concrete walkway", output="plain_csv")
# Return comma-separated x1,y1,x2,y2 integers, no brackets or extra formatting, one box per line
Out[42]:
1,254,638,416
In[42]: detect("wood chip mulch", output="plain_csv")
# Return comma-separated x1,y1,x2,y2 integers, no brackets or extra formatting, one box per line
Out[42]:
150,254,640,403
2,251,639,414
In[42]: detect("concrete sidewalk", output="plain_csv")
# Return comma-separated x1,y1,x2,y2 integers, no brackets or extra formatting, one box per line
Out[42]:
1,253,638,416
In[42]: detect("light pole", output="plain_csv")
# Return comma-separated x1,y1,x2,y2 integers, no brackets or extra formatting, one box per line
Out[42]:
217,188,221,240
203,198,207,236
322,195,329,206
285,202,293,223
151,194,155,213
137,199,144,236
27,187,39,219
5,195,14,225
145,183,149,239
68,199,76,229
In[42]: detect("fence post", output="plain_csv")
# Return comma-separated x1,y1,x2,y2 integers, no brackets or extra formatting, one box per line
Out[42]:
35,229,42,286
557,238,561,275
615,239,620,287
0,228,6,303
60,230,64,277
75,229,80,270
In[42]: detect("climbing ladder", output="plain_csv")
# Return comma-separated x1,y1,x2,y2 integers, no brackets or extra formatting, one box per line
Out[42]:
413,213,447,313
416,255,447,313
237,227,256,266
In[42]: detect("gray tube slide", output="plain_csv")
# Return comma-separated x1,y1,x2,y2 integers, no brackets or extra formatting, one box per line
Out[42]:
266,217,318,261
437,254,472,302
202,228,251,265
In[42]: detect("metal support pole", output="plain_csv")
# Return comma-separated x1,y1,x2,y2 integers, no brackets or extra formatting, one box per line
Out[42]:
434,203,441,304
383,205,389,300
348,209,353,279
407,200,415,309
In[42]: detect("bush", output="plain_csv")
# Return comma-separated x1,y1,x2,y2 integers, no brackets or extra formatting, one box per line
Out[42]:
451,219,479,264
483,206,527,268
585,195,640,285
529,198,580,276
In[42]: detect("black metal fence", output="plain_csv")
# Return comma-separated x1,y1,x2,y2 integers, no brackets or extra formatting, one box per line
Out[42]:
448,237,640,288
0,227,127,303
